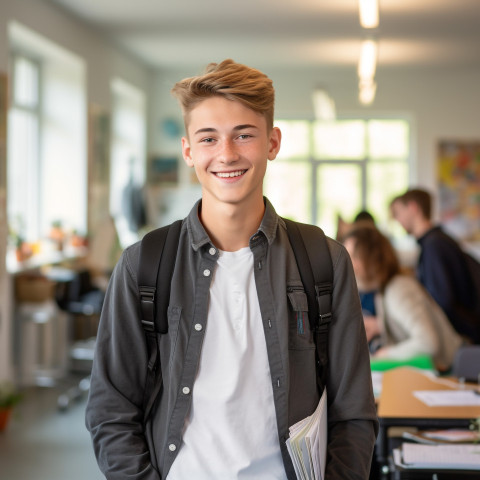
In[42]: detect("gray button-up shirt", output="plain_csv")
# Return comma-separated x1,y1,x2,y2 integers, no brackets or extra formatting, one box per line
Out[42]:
86,198,378,480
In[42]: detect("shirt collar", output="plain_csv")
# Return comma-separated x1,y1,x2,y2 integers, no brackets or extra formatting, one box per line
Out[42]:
417,225,442,245
186,197,279,251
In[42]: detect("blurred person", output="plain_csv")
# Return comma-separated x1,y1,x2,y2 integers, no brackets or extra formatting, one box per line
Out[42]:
85,59,378,480
343,224,462,371
336,209,375,243
336,210,379,352
353,210,375,224
390,188,480,344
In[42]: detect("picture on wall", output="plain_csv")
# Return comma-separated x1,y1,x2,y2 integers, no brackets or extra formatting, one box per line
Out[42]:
0,72,7,190
148,155,179,184
437,140,480,241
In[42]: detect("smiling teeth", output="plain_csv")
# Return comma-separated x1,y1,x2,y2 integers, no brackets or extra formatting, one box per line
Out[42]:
216,170,245,178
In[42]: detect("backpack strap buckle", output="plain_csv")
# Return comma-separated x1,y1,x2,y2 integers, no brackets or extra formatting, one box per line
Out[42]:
139,286,156,332
315,283,332,329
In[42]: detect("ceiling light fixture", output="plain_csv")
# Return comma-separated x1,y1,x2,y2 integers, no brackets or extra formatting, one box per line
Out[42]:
357,39,378,105
358,79,377,105
359,0,379,29
312,88,336,121
357,39,378,80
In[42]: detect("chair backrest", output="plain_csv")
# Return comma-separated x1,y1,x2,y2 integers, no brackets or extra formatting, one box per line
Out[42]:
451,345,480,382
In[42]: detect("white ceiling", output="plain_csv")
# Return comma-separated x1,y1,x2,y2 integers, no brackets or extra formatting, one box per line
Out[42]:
48,0,480,71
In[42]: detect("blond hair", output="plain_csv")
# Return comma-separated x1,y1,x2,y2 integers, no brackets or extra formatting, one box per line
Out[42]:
171,59,275,131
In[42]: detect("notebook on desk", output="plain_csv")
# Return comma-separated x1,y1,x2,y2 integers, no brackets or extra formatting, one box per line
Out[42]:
393,443,480,470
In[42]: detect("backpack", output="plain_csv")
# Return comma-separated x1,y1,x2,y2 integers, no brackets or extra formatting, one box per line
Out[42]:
137,218,333,421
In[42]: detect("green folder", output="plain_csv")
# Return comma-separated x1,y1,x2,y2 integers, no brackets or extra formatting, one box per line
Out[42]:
370,355,434,372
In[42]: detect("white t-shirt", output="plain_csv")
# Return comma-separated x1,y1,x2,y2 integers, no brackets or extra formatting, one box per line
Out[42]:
167,247,286,479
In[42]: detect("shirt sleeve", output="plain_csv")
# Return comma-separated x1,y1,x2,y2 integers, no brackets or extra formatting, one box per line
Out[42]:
324,241,379,480
420,246,457,313
85,246,162,480
381,276,439,360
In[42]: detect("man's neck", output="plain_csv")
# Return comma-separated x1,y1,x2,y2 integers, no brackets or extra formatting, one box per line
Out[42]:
199,197,265,252
413,218,433,239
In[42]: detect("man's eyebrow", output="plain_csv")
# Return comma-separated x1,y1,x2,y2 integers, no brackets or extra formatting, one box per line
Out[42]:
234,124,259,131
193,124,259,135
194,127,217,135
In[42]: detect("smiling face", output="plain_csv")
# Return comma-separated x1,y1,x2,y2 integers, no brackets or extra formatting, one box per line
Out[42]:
182,96,281,214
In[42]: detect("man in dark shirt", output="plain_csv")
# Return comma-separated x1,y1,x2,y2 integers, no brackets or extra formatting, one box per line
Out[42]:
390,188,479,344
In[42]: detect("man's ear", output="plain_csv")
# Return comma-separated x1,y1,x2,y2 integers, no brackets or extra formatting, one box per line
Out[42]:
182,136,194,167
267,127,282,161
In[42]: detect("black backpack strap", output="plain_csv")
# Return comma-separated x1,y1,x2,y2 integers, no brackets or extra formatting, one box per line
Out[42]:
138,219,182,421
283,218,333,391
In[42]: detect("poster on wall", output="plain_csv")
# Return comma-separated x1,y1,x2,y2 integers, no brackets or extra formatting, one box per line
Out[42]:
0,72,7,190
0,72,8,329
437,140,480,241
88,104,111,234
148,155,179,184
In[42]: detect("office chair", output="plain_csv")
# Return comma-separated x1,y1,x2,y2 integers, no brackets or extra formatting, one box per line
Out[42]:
54,269,104,410
451,345,480,383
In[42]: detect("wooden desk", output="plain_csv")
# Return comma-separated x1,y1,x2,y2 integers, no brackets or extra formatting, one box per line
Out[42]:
378,367,480,419
376,367,480,477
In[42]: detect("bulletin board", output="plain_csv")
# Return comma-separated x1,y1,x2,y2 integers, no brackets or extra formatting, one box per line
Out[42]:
0,72,7,191
0,73,8,330
437,140,480,240
87,104,111,236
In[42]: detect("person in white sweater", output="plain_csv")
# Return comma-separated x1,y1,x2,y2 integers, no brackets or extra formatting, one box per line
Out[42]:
343,224,462,371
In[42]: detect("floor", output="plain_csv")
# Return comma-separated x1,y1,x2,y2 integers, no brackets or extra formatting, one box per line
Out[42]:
0,377,104,480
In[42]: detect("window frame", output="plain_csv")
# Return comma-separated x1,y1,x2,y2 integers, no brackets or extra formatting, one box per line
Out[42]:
8,52,43,242
266,115,412,236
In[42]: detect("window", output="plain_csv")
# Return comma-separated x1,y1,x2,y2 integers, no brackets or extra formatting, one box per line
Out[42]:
8,55,41,241
7,22,87,250
110,78,146,248
264,118,410,237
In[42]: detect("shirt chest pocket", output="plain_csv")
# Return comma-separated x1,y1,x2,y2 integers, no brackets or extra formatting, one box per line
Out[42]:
287,287,315,350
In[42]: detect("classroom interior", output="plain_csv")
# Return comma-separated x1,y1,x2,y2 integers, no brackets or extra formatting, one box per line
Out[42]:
0,1,480,479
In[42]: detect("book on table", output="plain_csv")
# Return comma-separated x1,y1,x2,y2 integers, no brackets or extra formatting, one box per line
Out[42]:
393,442,480,470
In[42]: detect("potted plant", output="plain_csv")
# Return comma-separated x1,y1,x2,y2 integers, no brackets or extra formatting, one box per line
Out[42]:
49,220,65,251
0,382,22,432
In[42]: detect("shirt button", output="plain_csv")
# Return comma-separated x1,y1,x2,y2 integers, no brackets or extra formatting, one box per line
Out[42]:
194,323,203,331
209,247,216,256
182,387,190,395
203,269,211,277
168,443,176,452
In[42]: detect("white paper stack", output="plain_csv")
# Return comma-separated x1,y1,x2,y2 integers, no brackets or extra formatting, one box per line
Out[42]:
393,442,480,470
286,388,327,480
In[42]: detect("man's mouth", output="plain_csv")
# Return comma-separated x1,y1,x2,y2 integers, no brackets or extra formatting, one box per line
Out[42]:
215,170,247,178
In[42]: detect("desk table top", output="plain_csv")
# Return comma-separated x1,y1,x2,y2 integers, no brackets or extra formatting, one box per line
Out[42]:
377,367,480,420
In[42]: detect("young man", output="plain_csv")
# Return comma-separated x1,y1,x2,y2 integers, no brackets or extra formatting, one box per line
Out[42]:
86,59,378,479
390,188,479,344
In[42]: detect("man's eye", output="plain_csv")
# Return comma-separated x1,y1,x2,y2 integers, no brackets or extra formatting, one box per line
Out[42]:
201,137,215,143
238,134,252,140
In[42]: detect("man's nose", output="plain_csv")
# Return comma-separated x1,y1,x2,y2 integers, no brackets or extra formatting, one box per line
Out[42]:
218,139,239,162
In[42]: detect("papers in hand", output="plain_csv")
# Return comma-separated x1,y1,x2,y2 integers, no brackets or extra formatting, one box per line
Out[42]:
286,388,327,480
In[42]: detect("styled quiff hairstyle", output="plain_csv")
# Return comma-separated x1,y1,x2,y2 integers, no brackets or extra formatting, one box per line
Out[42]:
171,59,275,131
390,188,432,220
343,224,400,292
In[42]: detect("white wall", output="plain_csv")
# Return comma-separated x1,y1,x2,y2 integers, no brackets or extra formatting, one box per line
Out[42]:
150,64,480,221
0,0,154,381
